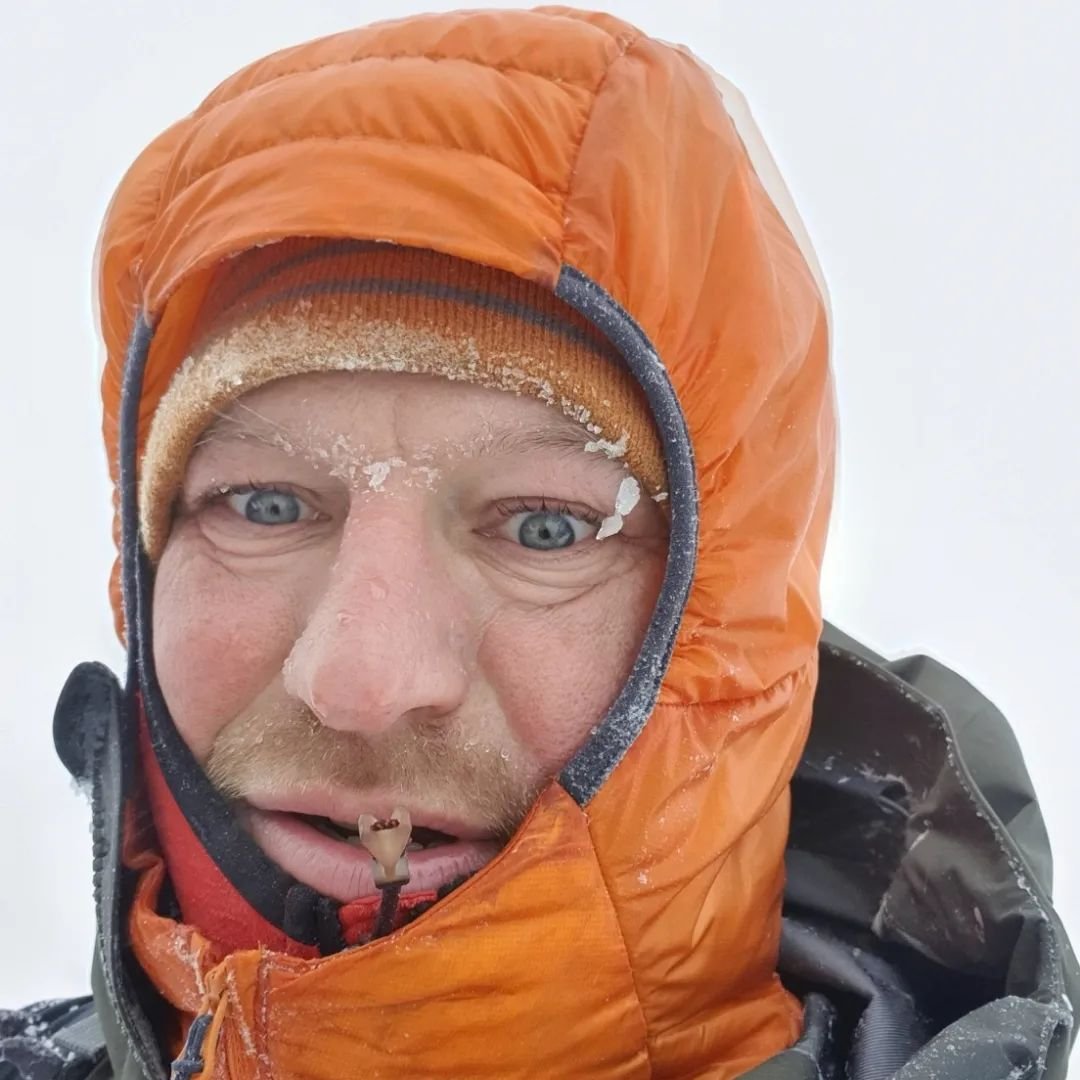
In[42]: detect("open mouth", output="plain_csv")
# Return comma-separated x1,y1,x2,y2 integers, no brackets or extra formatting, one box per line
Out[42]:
300,814,458,851
240,802,502,902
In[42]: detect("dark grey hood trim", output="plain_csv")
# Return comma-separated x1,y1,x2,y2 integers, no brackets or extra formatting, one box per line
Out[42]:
555,265,698,806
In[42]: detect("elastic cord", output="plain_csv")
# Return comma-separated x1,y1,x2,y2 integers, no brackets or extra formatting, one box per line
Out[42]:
371,884,404,940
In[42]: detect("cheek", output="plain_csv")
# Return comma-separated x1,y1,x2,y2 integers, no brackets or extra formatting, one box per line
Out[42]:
480,558,664,775
152,541,301,762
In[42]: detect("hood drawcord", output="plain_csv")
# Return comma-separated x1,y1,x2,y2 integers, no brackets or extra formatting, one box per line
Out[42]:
357,809,412,940
372,883,404,940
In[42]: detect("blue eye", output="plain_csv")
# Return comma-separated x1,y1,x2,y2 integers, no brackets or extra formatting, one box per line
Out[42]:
226,489,311,526
512,510,594,550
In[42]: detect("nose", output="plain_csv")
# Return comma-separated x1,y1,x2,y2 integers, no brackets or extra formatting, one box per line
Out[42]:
283,505,471,737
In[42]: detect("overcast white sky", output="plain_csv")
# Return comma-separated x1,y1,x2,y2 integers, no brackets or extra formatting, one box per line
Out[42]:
1,0,1076,1045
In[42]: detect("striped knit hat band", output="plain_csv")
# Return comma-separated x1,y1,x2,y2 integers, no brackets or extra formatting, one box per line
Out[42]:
139,238,666,560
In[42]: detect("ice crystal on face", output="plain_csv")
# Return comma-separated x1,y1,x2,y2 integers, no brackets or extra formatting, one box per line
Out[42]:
584,430,629,459
362,457,406,492
596,514,623,540
407,464,442,489
596,477,642,540
614,477,640,516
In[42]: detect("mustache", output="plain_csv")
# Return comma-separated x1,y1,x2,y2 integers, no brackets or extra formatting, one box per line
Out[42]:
204,700,540,838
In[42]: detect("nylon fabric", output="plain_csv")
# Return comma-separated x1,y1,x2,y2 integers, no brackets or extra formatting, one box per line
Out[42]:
89,6,834,1076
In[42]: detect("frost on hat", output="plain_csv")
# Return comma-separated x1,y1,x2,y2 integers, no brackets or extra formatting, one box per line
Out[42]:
139,237,666,560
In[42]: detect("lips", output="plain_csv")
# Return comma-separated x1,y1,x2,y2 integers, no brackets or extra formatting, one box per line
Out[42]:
238,804,502,903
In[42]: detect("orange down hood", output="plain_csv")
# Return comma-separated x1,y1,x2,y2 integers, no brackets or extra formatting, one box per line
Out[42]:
93,7,836,1077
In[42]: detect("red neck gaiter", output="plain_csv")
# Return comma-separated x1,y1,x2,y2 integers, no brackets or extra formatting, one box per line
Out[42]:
135,707,434,954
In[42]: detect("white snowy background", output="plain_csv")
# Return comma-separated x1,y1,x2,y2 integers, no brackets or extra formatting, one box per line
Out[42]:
1,0,1077,1056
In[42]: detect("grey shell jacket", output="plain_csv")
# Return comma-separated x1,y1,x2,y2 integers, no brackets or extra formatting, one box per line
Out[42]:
1,622,1076,1079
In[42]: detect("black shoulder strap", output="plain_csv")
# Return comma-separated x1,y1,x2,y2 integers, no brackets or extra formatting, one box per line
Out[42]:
0,997,109,1079
49,1002,107,1064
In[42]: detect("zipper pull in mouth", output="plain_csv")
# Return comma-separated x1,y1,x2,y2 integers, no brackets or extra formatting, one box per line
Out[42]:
356,807,412,887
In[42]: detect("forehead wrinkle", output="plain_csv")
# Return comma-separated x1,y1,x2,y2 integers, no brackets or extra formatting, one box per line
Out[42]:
195,398,629,479
473,423,637,484
476,423,592,460
194,402,303,453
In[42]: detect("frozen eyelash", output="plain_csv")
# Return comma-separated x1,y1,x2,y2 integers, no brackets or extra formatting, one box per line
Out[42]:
190,480,290,512
493,497,604,528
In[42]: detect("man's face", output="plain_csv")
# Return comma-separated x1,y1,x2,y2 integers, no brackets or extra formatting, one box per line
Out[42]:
153,370,667,901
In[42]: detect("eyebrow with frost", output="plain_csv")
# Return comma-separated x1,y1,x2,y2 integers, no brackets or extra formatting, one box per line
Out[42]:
193,404,636,477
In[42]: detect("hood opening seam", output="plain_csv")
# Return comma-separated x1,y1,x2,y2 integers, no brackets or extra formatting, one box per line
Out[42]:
555,265,698,806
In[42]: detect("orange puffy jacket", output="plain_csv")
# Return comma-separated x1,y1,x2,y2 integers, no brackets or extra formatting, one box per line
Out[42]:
92,7,835,1077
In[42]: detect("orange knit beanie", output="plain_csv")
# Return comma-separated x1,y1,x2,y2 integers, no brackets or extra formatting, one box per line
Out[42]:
139,237,666,559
